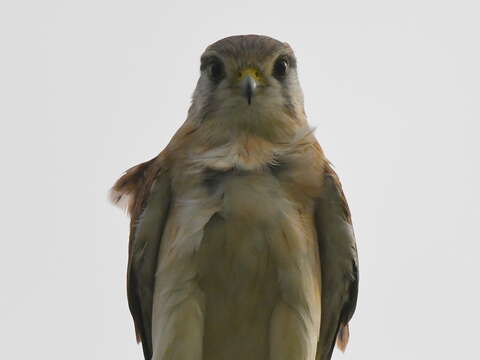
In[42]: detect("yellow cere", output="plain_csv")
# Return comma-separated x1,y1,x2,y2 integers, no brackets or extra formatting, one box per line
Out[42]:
237,67,264,84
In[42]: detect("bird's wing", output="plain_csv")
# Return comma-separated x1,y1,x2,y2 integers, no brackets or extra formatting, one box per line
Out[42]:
110,156,171,360
315,164,359,360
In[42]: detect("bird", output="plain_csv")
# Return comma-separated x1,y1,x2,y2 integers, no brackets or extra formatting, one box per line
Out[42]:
110,34,358,360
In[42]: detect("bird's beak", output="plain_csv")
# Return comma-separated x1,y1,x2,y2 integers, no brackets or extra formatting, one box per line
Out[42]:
238,68,260,105
241,75,256,105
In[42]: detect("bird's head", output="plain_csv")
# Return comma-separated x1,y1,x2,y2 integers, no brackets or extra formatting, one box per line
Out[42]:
188,35,307,142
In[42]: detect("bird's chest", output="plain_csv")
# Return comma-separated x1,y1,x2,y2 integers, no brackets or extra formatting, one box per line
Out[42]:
162,136,319,293
195,172,285,312
196,170,306,291
158,162,320,351
205,169,287,224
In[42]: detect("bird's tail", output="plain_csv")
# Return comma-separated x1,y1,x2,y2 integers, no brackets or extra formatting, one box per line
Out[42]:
336,323,350,352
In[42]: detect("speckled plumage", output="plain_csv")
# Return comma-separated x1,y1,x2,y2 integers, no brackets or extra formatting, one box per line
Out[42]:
111,35,358,360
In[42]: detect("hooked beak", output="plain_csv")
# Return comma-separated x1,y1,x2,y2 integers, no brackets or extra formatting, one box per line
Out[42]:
241,75,256,105
238,68,260,105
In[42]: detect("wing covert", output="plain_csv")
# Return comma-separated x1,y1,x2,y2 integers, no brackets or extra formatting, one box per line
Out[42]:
111,158,171,360
315,164,359,360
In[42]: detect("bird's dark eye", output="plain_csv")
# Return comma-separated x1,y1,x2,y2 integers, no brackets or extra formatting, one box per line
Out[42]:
208,60,225,82
273,57,289,79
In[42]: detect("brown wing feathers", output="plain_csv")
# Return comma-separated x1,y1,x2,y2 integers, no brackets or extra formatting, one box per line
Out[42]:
110,156,170,359
315,164,359,360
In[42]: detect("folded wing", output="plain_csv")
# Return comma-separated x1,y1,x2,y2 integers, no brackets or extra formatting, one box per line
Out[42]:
315,165,359,360
110,157,171,360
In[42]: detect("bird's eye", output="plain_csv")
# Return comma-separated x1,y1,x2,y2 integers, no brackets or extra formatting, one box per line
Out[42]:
273,57,289,79
208,60,225,82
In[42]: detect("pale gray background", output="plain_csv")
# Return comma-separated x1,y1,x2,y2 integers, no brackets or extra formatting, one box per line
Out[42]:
1,0,479,359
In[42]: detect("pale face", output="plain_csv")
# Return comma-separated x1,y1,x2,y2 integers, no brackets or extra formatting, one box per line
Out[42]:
189,36,305,139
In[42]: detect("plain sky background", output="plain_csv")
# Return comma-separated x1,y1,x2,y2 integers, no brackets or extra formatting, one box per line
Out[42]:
1,0,479,359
